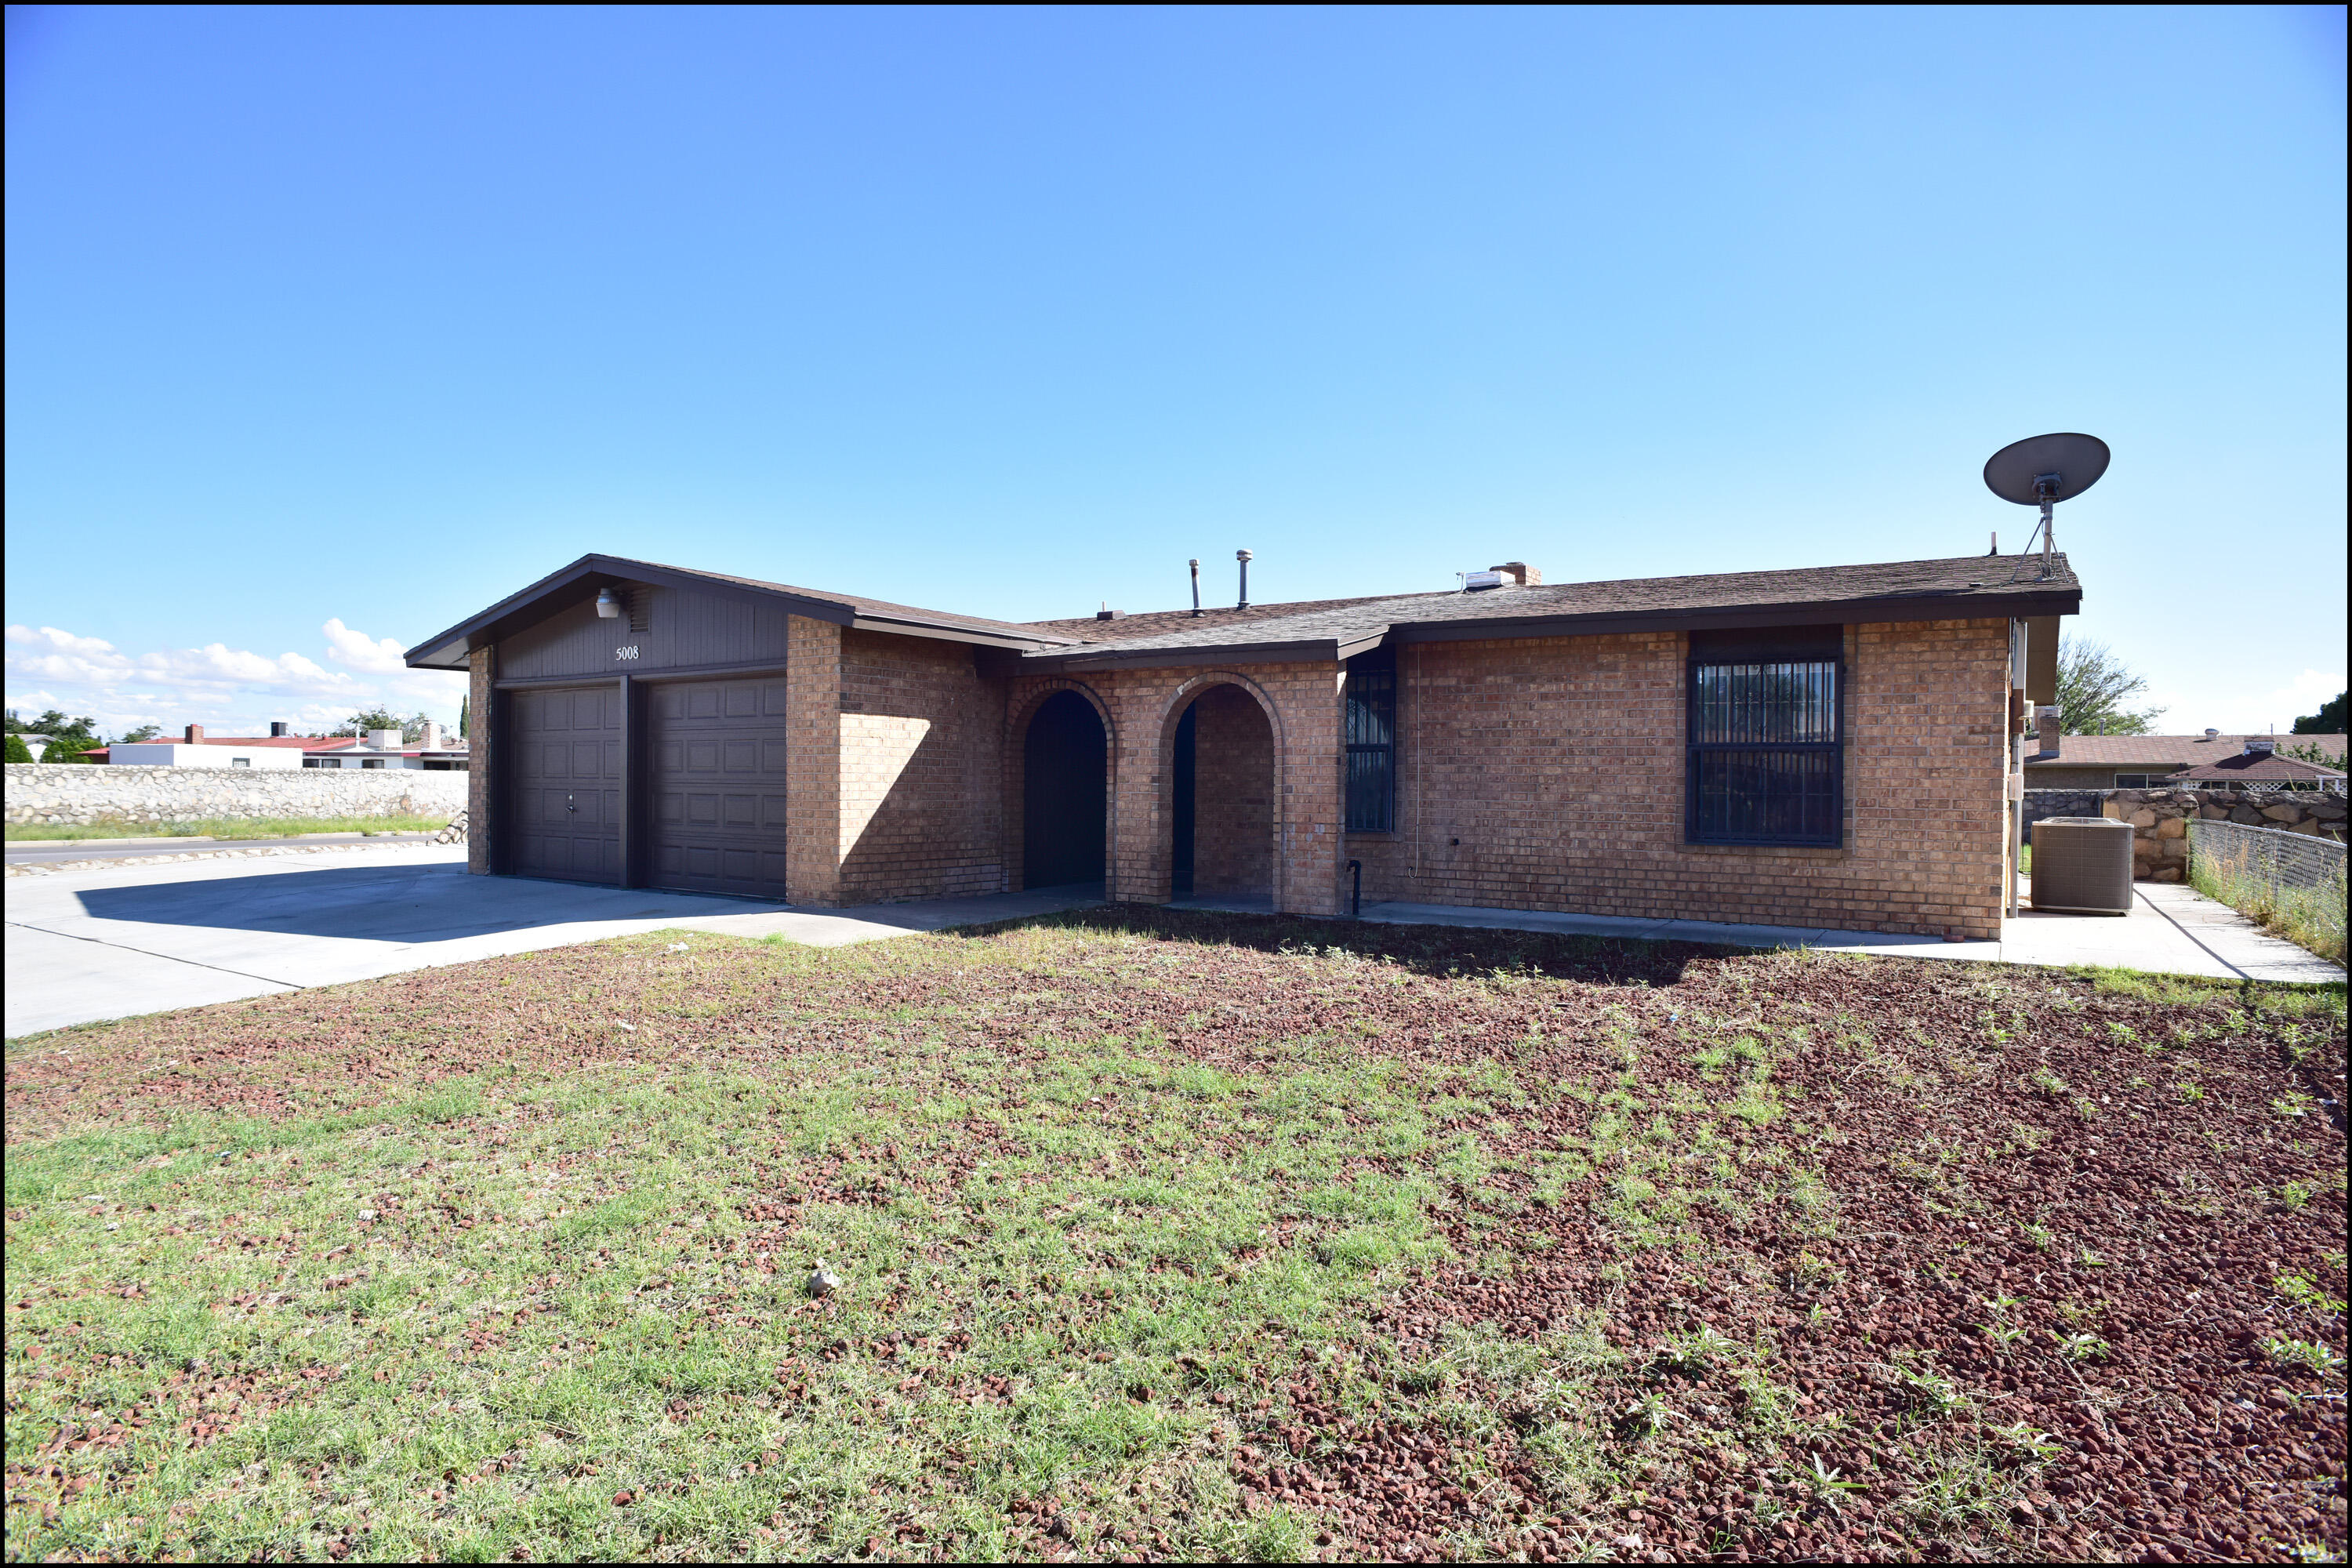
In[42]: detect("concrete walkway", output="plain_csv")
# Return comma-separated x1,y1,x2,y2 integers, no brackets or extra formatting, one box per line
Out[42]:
3,844,1102,1036
1355,880,2343,983
8,848,2338,1038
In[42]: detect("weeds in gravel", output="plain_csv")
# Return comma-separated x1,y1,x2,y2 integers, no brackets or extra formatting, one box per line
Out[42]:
2263,1338,2347,1376
5,914,2344,1563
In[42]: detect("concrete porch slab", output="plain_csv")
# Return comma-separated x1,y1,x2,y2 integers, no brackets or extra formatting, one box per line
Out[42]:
1357,881,2343,983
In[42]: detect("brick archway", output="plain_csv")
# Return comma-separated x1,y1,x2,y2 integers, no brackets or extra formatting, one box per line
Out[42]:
1155,673,1284,909
1005,678,1117,894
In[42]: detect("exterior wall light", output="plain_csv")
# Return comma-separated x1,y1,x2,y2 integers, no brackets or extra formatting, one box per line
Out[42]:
595,587,622,619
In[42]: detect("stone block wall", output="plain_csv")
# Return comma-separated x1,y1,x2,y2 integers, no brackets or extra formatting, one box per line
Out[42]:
2090,787,2347,883
4,763,466,828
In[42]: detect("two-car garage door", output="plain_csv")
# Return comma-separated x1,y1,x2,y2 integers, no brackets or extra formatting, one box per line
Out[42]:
505,677,791,900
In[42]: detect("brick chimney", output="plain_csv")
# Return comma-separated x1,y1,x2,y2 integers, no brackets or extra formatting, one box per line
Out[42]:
2034,707,2060,757
184,724,204,744
1488,561,1544,586
420,720,443,750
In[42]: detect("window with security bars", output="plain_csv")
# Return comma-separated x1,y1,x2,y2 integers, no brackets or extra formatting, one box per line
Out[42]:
1685,633,1842,845
1345,652,1396,833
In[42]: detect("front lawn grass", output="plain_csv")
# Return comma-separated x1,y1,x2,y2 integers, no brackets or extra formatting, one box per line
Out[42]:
5,910,2344,1563
5,815,451,843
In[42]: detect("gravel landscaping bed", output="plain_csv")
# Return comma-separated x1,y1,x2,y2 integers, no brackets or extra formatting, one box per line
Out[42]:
5,906,2343,1562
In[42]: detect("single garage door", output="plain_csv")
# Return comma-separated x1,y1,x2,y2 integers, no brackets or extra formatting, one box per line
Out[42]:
649,677,792,899
506,684,623,884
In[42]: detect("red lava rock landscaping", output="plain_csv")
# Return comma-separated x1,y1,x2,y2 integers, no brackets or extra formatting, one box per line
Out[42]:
5,904,2344,1562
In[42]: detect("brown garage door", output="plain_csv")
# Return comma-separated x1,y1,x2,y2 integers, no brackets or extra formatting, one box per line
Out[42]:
506,684,622,884
649,676,791,899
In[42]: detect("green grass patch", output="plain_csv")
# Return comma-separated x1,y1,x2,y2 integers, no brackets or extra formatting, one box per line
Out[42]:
5,815,451,843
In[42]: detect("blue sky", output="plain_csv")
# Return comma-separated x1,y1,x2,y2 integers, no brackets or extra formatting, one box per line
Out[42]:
5,5,2344,736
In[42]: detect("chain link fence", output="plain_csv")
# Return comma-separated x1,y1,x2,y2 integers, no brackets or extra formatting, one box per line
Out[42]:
2187,818,2347,964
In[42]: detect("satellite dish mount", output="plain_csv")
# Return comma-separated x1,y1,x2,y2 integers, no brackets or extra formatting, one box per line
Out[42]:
1983,433,2110,581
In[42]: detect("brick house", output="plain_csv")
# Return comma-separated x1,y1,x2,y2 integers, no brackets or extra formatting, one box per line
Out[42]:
2024,727,2349,789
405,551,2080,940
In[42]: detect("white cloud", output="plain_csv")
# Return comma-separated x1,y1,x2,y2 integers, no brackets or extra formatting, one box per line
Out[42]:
322,618,413,676
4,618,465,739
2264,667,2347,723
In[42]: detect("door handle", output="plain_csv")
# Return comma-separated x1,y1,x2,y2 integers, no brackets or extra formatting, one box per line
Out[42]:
566,794,577,813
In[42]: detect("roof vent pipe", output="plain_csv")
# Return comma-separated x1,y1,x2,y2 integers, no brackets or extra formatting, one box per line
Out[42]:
2203,728,2219,741
1189,558,1200,617
1236,549,1252,610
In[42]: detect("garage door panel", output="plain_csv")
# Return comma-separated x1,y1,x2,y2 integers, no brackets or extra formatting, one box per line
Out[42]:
505,684,622,885
648,674,791,902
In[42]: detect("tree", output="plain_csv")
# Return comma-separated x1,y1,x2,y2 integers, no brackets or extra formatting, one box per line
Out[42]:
117,724,163,743
2,733,31,764
6,707,104,762
2053,636,2165,736
458,693,469,740
339,708,434,742
2292,691,2347,735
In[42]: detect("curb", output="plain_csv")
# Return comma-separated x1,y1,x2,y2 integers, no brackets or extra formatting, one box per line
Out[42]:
5,840,465,878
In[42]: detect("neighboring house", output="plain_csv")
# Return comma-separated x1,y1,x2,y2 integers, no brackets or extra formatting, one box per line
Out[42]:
2158,741,2347,792
299,725,470,771
90,721,468,771
2023,724,2350,789
406,550,2081,941
102,724,310,768
16,734,56,761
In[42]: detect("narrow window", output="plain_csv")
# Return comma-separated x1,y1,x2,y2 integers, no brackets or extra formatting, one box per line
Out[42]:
362,757,385,770
2114,773,2150,789
1685,628,1842,846
230,757,251,768
1345,648,1396,833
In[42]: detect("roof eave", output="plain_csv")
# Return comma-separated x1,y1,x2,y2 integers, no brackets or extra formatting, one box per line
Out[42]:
405,554,1073,670
1392,588,2081,647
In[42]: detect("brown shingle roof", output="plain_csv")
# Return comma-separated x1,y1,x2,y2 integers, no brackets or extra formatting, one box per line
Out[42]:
2026,735,2347,768
1022,553,2083,663
2161,751,2347,782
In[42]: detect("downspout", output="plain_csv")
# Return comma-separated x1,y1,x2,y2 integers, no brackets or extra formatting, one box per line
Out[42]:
2008,619,2027,920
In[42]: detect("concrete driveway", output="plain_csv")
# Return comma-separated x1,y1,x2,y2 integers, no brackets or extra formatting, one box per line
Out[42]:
5,844,1102,1037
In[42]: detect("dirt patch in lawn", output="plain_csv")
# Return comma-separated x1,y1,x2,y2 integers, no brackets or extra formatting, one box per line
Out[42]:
5,905,2344,1563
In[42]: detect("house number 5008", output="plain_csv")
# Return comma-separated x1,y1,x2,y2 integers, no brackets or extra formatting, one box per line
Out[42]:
615,645,641,661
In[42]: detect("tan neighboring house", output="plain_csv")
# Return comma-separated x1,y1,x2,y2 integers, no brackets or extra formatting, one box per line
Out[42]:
405,550,2083,942
2024,724,2349,789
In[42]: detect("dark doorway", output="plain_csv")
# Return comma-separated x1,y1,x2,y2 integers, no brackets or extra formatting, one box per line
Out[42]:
1022,691,1107,889
1171,704,1196,897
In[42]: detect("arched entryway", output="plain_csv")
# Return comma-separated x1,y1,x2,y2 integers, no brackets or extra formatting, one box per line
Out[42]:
1022,690,1108,890
1169,684,1275,906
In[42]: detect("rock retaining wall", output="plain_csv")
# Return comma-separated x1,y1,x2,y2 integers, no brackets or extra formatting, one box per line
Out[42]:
3,764,467,827
2024,787,2347,883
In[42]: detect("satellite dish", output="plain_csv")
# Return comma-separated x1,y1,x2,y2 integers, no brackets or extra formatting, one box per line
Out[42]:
1983,431,2108,578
